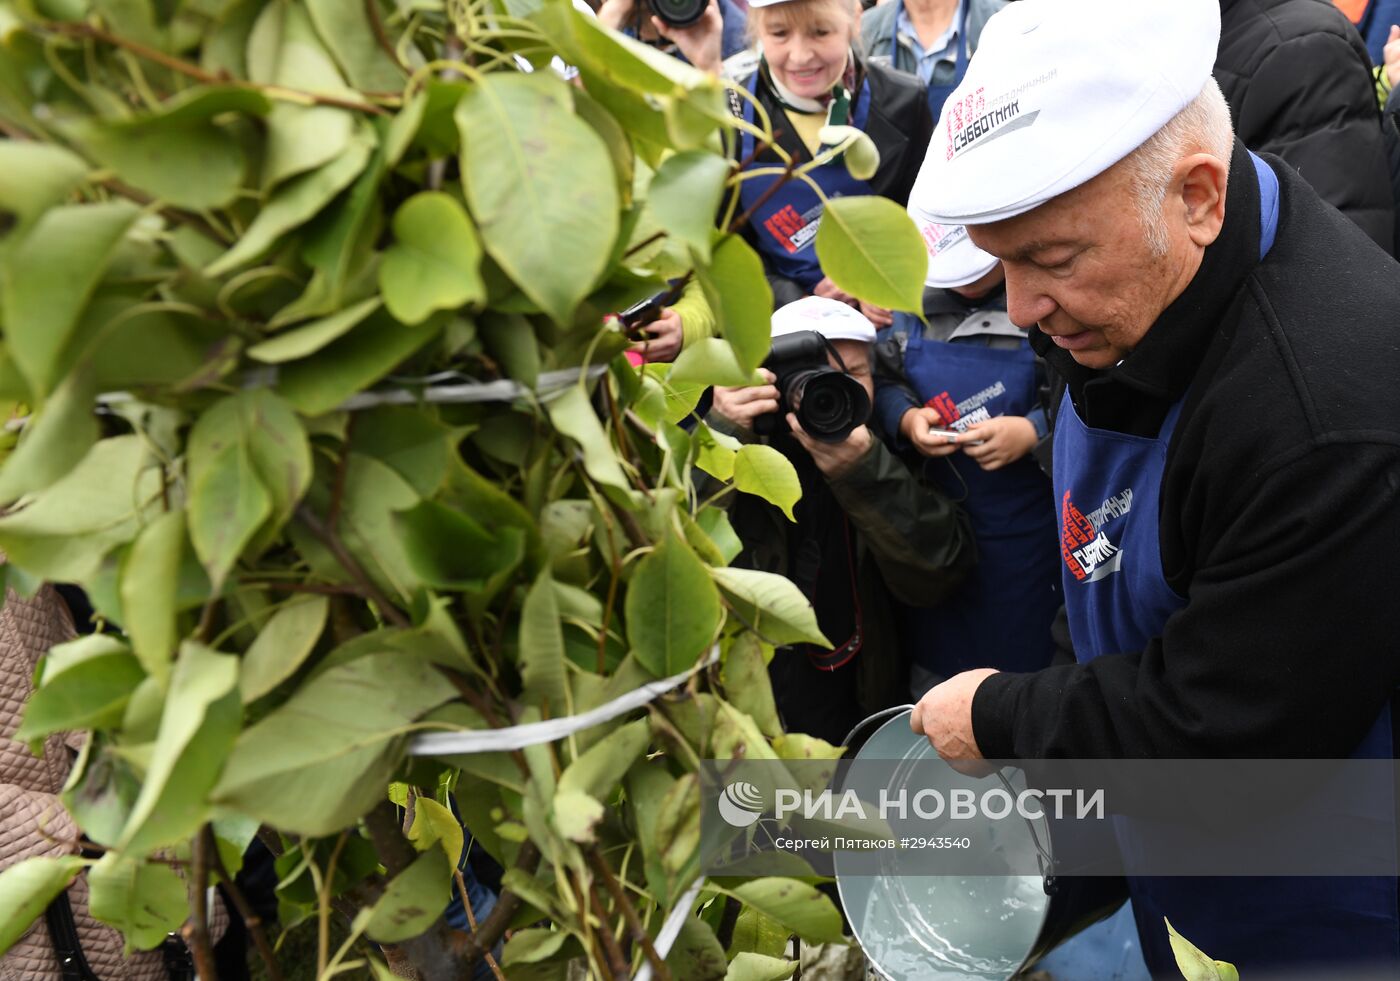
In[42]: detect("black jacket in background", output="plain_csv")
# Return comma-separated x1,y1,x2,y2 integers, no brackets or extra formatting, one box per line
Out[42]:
971,141,1400,761
737,59,934,307
1216,0,1395,253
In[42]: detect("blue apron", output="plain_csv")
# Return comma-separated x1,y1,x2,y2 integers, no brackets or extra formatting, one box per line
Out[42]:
889,0,970,122
1054,152,1399,975
899,321,1060,677
739,73,874,292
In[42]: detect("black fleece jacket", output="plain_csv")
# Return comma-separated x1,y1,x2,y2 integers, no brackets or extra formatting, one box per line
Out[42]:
1216,0,1395,253
971,142,1400,761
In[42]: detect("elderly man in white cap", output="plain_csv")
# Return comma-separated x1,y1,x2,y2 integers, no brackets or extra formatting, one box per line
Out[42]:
708,297,974,745
905,0,1400,973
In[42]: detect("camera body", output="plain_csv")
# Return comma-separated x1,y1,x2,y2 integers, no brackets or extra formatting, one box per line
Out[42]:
646,0,707,28
753,330,871,444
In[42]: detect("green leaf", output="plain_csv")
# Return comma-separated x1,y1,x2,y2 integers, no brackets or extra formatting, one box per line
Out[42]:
407,796,465,867
305,0,405,92
694,505,742,565
119,642,241,854
666,909,729,981
379,192,485,325
648,152,728,263
0,141,88,234
696,235,773,373
15,636,145,745
394,499,526,593
551,787,605,844
0,362,97,500
668,338,761,388
710,567,829,648
187,439,271,589
480,313,540,388
0,200,141,395
732,444,801,522
214,652,455,835
558,717,650,802
814,195,925,314
205,124,375,277
712,700,779,762
503,928,569,967
0,856,86,954
456,72,619,325
239,595,329,702
0,436,163,582
352,406,458,497
247,297,382,363
247,0,358,188
721,634,781,739
545,384,629,491
518,568,567,708
772,733,845,760
276,308,439,416
720,879,845,946
118,509,186,685
74,94,260,210
87,852,188,951
625,532,721,676
727,907,790,960
693,424,737,482
364,845,452,943
726,952,797,981
1166,918,1239,981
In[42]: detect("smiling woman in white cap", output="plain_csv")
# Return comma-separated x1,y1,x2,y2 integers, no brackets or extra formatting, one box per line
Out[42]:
903,0,1400,975
705,297,974,744
679,0,934,308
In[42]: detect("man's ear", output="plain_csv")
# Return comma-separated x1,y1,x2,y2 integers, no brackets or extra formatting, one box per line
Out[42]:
1175,152,1229,248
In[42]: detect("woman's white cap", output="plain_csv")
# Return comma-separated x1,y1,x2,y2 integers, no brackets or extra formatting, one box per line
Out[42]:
771,296,877,343
914,0,1221,225
909,204,999,288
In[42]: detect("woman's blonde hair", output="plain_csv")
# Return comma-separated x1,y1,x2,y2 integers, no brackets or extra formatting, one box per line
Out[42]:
746,0,858,46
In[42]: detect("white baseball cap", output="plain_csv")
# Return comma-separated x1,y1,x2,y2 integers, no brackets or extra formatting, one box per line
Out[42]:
771,296,877,343
915,0,1221,225
908,206,999,288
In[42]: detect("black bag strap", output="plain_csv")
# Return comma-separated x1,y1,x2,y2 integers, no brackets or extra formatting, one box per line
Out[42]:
44,892,100,981
45,888,196,981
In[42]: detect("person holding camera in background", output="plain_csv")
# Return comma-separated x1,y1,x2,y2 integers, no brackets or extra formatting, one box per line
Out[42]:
872,214,1060,701
706,297,974,744
595,0,750,67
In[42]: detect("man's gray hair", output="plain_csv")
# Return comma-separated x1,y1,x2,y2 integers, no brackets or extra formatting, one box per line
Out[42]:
1125,78,1235,256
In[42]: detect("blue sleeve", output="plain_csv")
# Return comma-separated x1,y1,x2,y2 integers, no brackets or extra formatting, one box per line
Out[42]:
873,323,921,445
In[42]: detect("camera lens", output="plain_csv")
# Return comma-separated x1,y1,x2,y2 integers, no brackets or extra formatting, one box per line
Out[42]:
646,0,707,27
788,370,870,443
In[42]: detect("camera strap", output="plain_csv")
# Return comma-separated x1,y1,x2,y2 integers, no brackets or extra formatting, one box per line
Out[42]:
804,516,863,672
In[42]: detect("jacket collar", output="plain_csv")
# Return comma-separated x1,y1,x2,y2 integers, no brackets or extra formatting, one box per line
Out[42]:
1030,139,1263,407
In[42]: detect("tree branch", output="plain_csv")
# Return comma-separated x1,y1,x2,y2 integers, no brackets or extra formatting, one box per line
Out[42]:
295,504,412,628
208,836,285,981
183,827,220,981
588,845,671,981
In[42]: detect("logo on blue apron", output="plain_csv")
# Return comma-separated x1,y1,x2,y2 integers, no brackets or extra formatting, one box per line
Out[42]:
926,379,1006,432
1060,488,1134,584
763,199,824,255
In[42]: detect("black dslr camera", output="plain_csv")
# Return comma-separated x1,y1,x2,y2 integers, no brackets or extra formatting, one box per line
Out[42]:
646,0,707,28
752,330,871,444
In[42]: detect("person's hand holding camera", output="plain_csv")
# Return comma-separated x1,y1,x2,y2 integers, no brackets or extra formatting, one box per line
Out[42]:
790,415,873,478
813,277,858,307
899,406,962,458
596,0,637,32
712,369,780,434
961,416,1037,471
651,0,723,74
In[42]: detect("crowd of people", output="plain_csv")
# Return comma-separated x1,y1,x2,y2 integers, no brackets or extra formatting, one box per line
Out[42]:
616,0,1400,975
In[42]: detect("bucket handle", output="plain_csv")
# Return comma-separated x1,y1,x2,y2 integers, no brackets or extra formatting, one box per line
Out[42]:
995,767,1057,894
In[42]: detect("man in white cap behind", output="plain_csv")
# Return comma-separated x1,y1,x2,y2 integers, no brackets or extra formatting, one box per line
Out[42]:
905,0,1400,973
707,297,974,745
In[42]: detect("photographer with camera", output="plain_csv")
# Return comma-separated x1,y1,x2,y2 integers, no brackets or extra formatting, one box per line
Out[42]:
706,297,975,744
595,0,749,68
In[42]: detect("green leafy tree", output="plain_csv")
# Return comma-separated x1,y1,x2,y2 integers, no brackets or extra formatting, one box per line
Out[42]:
0,1,925,977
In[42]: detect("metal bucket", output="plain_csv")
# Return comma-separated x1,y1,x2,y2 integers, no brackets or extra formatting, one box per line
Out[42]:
834,707,1126,981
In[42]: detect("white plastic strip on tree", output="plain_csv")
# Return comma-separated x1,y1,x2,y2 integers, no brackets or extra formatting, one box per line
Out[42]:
406,645,720,756
637,875,709,981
